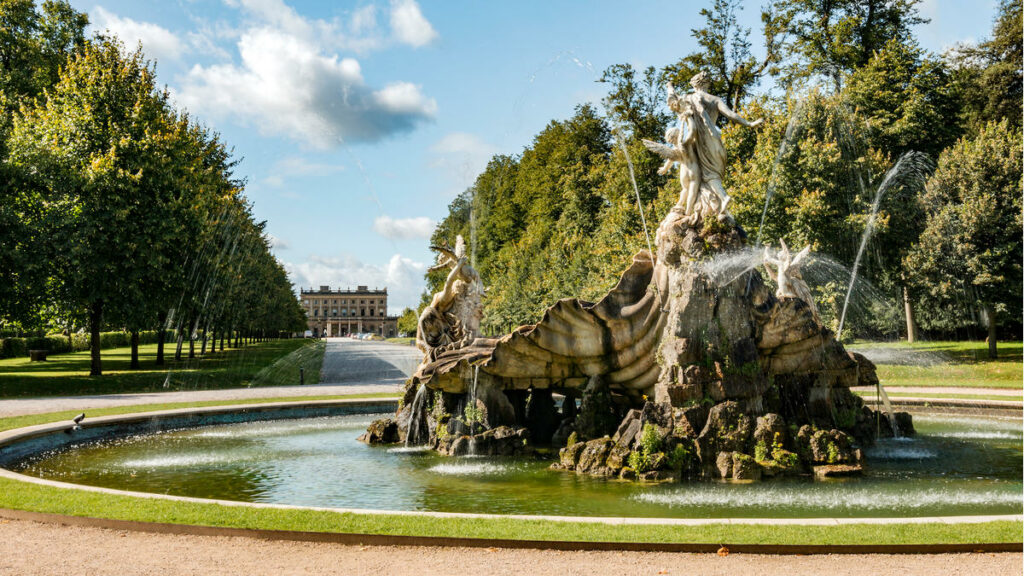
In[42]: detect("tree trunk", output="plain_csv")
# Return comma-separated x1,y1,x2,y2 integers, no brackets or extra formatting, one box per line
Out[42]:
983,303,998,359
200,329,208,355
156,311,167,366
130,329,140,369
189,334,195,358
175,331,184,361
220,331,226,351
902,284,918,343
89,301,103,376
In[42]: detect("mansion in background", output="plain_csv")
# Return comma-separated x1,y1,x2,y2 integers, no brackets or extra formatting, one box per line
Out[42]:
300,285,399,337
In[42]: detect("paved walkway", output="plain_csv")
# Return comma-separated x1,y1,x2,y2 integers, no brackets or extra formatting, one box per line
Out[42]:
319,338,421,385
851,386,1022,397
0,339,419,418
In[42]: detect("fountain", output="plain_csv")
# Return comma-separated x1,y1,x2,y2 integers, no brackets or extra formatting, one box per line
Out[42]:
362,71,914,482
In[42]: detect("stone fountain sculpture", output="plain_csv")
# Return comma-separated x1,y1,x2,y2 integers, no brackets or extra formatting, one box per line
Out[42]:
363,71,911,480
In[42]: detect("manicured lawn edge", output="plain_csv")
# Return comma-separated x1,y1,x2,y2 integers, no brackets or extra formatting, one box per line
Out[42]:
0,399,1020,546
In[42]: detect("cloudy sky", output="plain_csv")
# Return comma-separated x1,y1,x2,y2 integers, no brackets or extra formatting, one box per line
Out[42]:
76,0,998,313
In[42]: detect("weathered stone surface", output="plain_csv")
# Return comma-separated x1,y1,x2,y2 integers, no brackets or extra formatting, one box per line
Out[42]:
558,441,586,470
698,401,753,455
808,429,860,465
613,416,642,448
731,452,761,481
672,406,708,438
574,374,620,440
449,435,472,456
849,352,878,388
716,451,733,479
637,470,674,482
813,463,863,478
359,418,400,444
619,466,637,480
575,437,614,474
605,443,632,471
753,413,787,447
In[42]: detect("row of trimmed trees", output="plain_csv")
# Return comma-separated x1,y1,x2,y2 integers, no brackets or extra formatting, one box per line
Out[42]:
426,0,1021,356
0,1,306,375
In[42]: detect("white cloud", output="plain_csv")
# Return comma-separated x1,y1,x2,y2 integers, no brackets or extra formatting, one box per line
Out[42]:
373,215,436,240
389,0,438,47
285,253,426,312
430,132,498,190
91,6,187,63
176,16,437,147
264,156,345,187
266,234,290,250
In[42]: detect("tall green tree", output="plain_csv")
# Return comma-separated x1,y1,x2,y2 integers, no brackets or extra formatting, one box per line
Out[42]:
905,120,1022,357
778,0,926,90
662,0,791,111
9,38,171,375
948,0,1023,132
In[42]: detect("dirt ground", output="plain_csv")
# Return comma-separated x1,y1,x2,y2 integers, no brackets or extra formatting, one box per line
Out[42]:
0,518,1019,576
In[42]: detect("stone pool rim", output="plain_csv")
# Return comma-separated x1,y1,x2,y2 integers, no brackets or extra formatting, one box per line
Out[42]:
0,398,1020,532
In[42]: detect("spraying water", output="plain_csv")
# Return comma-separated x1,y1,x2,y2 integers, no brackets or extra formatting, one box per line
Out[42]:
405,383,429,447
754,100,806,247
837,152,932,339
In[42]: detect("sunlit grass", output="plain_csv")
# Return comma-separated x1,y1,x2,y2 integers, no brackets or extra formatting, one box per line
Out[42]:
0,339,324,397
850,340,1022,389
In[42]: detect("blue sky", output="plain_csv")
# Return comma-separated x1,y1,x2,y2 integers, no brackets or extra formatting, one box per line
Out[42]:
71,0,1000,313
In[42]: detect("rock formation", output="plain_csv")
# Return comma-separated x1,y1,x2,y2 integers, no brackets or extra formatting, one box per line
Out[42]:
362,71,911,483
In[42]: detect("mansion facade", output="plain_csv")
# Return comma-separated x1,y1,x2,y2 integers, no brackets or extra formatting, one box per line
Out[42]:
300,285,399,337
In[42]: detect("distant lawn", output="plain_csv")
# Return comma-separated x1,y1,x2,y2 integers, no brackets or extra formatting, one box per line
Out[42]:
0,339,324,398
855,391,1022,402
850,340,1022,389
385,337,416,346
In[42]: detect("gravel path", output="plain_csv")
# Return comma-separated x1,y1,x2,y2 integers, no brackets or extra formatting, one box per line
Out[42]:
0,339,417,418
0,519,1017,576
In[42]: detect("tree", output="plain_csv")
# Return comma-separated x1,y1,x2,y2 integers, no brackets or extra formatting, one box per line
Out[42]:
599,64,669,141
9,38,171,375
947,0,1023,132
778,0,926,90
0,0,87,328
906,120,1022,357
662,0,791,111
397,307,418,336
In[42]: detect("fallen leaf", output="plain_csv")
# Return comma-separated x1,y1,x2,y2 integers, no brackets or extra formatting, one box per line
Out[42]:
717,545,729,557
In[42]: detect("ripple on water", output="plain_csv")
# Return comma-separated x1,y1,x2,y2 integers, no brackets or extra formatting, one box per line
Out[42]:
633,485,1022,511
428,461,510,475
387,446,432,454
865,446,938,460
117,453,256,468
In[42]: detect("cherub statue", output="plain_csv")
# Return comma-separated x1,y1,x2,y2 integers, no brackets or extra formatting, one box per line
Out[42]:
763,239,820,323
417,235,484,361
643,85,701,223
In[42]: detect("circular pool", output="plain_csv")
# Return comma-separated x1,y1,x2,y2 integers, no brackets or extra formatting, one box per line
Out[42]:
4,407,1021,519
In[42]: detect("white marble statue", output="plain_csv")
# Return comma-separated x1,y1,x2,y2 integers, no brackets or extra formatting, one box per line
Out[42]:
763,239,820,322
417,235,484,361
645,72,763,223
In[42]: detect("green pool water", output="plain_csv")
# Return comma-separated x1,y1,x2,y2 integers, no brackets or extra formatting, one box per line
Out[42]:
10,412,1022,519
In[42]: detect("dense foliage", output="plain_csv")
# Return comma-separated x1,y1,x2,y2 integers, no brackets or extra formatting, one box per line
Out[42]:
0,2,306,374
426,0,1022,349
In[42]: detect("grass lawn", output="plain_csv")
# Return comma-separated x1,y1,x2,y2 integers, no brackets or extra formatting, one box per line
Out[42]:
385,337,416,346
850,340,1022,389
0,339,325,398
855,391,1022,402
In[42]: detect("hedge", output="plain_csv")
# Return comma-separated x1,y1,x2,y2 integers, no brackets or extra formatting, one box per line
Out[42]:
0,330,175,359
